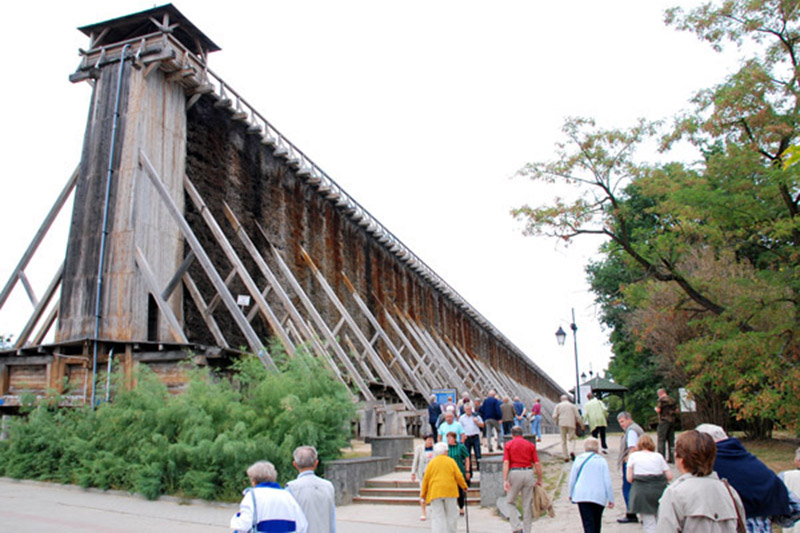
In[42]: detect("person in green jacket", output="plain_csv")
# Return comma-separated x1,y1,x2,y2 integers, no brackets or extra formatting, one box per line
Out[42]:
583,392,609,453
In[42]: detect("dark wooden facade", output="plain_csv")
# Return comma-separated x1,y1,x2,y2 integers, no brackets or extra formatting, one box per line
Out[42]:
0,5,564,426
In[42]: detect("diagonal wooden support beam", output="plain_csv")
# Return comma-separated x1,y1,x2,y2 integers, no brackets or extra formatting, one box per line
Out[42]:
298,246,414,410
0,167,78,310
256,225,375,401
15,262,65,349
138,149,276,371
341,273,426,395
380,307,438,391
184,176,296,358
134,246,189,344
182,274,229,349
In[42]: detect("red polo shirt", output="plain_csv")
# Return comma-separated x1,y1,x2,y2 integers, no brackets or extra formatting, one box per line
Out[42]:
503,436,539,468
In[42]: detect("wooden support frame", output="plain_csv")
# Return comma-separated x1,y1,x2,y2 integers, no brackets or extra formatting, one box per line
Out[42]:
139,149,277,371
14,262,64,349
0,167,78,311
297,246,414,410
134,246,189,344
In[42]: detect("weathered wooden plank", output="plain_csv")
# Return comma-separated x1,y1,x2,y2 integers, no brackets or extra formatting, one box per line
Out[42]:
31,299,60,347
161,250,195,300
184,176,295,357
182,274,229,349
340,273,426,395
298,246,414,410
134,246,189,344
0,168,78,310
381,308,438,392
138,150,275,371
259,227,375,402
14,262,65,349
18,271,39,307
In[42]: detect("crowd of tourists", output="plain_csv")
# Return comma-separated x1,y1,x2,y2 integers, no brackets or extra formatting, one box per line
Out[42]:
227,388,800,533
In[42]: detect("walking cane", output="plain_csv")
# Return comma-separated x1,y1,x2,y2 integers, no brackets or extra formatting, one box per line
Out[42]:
464,489,470,533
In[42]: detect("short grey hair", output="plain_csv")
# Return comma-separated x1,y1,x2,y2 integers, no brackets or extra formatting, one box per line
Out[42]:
584,437,600,453
560,394,569,401
434,442,449,456
795,446,800,463
293,445,318,469
617,411,632,421
247,461,277,484
511,426,523,437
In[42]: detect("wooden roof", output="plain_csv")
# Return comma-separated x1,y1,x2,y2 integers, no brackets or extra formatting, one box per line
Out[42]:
78,4,220,56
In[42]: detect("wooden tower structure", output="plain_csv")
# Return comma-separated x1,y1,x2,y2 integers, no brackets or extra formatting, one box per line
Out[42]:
0,5,564,433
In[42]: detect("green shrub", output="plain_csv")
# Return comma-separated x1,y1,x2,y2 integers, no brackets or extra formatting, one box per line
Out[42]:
0,346,357,501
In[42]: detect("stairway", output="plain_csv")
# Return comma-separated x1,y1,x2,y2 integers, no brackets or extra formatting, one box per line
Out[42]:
352,452,481,505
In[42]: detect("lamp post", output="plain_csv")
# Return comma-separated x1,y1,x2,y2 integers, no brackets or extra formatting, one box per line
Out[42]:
555,308,581,410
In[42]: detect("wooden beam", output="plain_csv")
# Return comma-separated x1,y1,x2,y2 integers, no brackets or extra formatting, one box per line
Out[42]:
18,271,38,307
340,273,426,395
134,246,189,344
182,274,229,349
161,250,195,300
14,262,64,349
258,226,375,402
138,150,276,371
184,176,296,357
298,246,414,410
0,167,78,310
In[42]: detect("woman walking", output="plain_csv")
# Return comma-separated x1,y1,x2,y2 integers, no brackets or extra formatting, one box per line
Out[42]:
626,434,671,532
412,433,436,520
568,437,615,532
421,442,468,533
657,430,745,532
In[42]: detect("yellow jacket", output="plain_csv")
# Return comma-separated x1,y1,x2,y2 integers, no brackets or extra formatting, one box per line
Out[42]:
421,454,468,504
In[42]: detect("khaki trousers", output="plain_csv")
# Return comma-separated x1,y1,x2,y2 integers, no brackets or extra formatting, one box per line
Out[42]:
429,497,458,533
560,426,576,458
507,469,534,533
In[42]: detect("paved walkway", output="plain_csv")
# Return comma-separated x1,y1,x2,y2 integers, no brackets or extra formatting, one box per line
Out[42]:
0,431,675,532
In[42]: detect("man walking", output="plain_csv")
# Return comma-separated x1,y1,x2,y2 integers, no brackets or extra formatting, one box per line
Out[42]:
499,426,543,533
584,391,609,453
512,396,527,431
286,446,336,533
655,388,677,463
553,394,584,462
458,402,484,472
481,390,503,452
616,411,643,524
427,395,442,442
501,396,516,439
437,408,464,443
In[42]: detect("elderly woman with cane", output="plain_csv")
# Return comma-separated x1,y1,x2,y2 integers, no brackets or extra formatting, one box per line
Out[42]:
421,441,468,533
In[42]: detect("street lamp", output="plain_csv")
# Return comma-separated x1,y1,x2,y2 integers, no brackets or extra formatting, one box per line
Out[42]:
555,308,581,410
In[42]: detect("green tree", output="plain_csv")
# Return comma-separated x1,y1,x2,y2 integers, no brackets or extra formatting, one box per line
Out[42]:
513,0,800,435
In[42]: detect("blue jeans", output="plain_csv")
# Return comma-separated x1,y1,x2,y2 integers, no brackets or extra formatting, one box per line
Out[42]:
531,415,542,439
622,461,631,508
464,434,481,471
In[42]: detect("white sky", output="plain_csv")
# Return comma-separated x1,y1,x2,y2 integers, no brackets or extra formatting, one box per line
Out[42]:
0,1,740,392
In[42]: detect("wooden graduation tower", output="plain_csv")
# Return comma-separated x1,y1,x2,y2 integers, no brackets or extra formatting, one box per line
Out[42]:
0,5,564,432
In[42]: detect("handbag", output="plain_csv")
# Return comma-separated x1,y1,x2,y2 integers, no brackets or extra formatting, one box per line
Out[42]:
575,426,584,438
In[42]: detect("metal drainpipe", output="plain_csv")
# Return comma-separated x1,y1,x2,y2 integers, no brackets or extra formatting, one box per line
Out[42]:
91,44,130,409
105,347,115,403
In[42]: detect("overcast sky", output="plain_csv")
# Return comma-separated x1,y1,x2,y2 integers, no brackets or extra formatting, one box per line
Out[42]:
0,1,740,392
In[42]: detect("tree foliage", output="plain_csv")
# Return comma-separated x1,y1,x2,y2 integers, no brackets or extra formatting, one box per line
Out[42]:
514,0,800,435
0,348,357,501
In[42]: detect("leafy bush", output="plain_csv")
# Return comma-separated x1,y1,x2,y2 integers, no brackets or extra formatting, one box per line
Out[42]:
0,347,357,501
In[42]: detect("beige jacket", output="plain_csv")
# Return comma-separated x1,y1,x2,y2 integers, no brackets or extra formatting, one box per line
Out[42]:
656,472,745,533
532,484,555,518
553,401,582,429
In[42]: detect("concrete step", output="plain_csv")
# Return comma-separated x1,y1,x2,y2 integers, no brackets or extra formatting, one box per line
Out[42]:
365,479,480,489
352,495,481,506
358,487,480,498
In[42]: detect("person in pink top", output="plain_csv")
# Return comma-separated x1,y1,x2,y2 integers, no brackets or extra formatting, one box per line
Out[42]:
529,398,542,442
